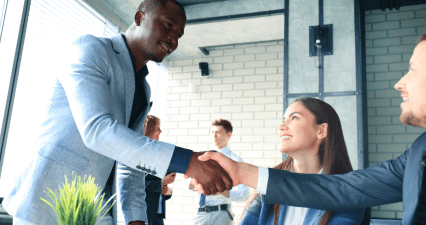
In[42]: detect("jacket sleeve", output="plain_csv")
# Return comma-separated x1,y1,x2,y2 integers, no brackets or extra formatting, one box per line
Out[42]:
117,163,148,224
163,193,172,201
265,149,408,210
239,196,262,225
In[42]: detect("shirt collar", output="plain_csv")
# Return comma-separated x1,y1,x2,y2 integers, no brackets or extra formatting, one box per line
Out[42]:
121,33,149,79
219,146,230,155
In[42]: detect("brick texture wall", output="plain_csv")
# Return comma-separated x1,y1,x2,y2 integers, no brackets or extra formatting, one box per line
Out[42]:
365,4,426,219
161,40,284,225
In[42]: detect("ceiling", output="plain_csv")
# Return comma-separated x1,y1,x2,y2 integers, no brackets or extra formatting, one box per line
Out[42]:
84,0,285,58
83,0,426,58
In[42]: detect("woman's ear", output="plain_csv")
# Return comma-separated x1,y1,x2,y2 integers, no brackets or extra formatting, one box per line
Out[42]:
317,123,328,140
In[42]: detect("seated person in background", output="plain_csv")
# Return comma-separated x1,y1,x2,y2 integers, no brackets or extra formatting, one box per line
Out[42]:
239,97,366,225
143,115,175,225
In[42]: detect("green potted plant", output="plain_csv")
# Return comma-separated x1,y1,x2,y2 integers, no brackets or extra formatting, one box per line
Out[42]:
41,174,116,225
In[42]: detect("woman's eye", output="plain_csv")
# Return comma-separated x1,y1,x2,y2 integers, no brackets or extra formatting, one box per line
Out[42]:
292,116,298,120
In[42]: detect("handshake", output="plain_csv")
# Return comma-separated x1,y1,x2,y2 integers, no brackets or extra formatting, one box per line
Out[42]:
183,151,258,195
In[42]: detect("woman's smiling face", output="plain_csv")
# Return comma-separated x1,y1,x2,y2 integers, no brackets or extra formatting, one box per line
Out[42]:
278,101,324,156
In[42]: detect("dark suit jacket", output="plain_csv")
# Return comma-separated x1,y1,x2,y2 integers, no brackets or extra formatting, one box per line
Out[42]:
264,131,426,224
145,174,172,220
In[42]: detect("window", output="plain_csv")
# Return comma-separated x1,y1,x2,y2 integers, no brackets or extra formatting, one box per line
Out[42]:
0,0,7,42
146,61,169,121
0,0,119,196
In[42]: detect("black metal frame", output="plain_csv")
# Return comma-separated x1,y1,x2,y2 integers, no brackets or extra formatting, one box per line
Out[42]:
282,0,289,161
186,9,285,24
0,0,32,177
355,0,369,170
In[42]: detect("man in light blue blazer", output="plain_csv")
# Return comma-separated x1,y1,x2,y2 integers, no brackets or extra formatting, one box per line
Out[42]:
2,0,231,224
194,33,426,225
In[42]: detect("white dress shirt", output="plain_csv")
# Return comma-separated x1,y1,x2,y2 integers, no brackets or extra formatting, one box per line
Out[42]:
196,146,251,206
256,167,269,195
256,167,325,224
282,168,324,225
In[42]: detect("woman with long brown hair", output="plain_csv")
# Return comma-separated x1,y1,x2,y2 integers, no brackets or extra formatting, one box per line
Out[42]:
239,97,365,225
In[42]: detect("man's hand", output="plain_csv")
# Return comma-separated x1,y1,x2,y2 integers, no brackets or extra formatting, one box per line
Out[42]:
183,151,232,195
198,151,240,186
188,178,197,191
198,151,259,190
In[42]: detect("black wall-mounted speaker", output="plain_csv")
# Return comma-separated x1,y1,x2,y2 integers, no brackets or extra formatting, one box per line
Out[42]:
199,62,209,76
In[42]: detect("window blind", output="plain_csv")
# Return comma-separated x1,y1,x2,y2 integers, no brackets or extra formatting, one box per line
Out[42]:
0,0,119,202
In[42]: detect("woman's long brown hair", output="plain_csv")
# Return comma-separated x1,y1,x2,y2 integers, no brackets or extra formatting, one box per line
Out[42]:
242,97,353,225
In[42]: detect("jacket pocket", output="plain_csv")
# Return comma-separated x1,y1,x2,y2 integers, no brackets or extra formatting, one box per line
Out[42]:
38,143,89,172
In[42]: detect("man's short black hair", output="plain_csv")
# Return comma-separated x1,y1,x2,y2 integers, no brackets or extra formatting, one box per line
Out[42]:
137,0,185,14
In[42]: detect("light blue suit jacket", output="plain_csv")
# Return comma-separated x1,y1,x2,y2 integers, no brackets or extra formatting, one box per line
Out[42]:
264,131,426,225
3,34,174,224
239,195,365,225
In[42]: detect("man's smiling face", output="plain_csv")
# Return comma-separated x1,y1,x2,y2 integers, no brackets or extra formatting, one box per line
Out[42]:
133,1,186,63
394,40,426,128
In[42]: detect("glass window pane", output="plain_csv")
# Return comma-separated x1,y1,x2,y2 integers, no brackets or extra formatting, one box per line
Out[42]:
0,0,9,133
0,0,118,196
0,0,6,40
146,61,169,121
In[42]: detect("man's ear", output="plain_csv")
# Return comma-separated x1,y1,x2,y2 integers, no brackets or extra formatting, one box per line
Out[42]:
227,132,232,140
134,10,144,26
317,123,328,140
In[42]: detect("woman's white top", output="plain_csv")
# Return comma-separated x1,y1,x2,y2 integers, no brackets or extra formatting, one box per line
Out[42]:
283,168,324,225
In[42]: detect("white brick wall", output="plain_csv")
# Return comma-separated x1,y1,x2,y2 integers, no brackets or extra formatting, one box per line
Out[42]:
161,40,284,224
365,4,426,219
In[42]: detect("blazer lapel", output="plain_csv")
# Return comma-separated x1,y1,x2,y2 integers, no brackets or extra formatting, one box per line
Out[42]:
110,34,135,126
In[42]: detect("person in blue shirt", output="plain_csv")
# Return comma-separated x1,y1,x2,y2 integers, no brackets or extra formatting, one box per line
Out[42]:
238,97,366,225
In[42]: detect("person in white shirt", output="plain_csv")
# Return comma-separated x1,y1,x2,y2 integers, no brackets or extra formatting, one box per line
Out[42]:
189,119,250,225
